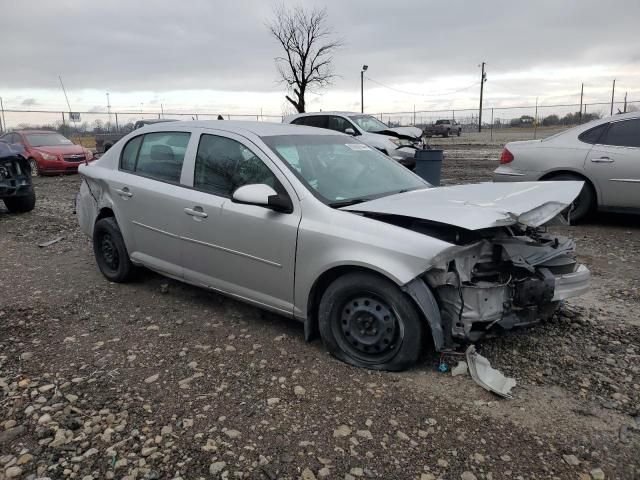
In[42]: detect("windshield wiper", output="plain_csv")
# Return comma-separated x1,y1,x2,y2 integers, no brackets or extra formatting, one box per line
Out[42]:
329,198,368,208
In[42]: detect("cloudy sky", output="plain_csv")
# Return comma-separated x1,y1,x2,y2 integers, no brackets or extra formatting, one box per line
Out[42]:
1,0,639,119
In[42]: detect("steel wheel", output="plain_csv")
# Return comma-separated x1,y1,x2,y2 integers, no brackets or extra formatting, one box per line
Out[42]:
334,293,404,364
92,217,134,282
99,232,120,272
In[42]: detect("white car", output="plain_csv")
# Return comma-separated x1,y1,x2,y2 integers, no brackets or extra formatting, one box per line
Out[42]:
494,112,640,221
283,112,423,169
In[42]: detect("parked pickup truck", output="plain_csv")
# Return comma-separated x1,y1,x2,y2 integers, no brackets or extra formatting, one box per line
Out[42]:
94,119,177,153
424,119,462,137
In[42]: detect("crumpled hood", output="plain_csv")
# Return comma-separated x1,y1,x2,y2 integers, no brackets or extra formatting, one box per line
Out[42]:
374,126,423,140
342,181,583,230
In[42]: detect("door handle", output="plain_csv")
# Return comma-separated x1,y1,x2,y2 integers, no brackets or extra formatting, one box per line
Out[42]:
591,157,614,163
115,187,133,198
184,207,208,218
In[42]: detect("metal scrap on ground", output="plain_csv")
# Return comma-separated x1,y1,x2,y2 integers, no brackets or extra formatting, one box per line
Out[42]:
38,236,64,248
466,345,516,398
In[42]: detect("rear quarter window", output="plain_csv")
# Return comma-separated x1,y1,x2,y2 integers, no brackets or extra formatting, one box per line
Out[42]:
120,135,143,171
578,124,607,144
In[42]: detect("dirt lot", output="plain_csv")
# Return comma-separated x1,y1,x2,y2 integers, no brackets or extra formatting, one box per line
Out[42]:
1,146,639,480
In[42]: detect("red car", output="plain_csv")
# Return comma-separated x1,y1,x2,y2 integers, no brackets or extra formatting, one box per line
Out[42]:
0,130,93,176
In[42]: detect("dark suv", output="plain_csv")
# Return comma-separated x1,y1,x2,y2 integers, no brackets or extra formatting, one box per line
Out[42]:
0,142,36,213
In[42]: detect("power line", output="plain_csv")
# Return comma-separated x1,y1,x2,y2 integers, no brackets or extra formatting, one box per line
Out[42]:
364,76,479,98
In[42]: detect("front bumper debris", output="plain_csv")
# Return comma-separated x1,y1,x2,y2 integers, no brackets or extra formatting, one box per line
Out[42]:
421,228,591,347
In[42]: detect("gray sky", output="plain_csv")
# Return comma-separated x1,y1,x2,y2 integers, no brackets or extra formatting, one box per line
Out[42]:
1,0,639,116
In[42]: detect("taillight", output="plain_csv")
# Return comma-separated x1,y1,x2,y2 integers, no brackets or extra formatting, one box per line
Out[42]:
500,148,514,164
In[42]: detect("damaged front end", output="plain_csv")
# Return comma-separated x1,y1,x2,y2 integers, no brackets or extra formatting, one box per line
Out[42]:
422,223,590,346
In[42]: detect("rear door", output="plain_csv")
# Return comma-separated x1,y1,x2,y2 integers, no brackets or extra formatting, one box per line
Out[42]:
585,118,640,208
111,130,196,277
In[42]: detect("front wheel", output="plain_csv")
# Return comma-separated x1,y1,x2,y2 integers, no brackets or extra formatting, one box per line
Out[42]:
28,158,40,177
457,129,461,136
442,130,449,138
93,217,134,282
318,272,424,371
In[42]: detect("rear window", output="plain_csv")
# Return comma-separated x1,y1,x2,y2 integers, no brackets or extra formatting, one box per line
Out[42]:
600,119,640,147
119,132,191,183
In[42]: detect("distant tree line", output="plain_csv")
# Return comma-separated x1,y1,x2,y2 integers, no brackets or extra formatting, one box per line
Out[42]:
540,111,601,126
12,119,138,136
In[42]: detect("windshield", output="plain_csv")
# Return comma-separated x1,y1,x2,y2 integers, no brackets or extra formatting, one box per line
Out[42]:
348,115,389,133
435,120,449,125
26,133,73,147
262,134,428,205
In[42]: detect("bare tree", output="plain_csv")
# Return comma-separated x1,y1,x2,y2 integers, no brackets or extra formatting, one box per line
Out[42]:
268,5,342,113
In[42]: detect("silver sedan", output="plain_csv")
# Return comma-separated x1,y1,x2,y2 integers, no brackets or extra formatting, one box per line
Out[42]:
494,112,640,221
77,121,590,370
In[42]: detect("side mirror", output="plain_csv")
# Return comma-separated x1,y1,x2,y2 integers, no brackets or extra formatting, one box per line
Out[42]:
344,128,356,136
232,184,293,213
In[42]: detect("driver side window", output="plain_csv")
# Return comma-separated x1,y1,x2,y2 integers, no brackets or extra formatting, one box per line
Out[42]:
327,116,353,134
194,134,281,197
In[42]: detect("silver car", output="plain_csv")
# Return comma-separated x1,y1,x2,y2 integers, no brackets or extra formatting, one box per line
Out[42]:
77,121,590,371
494,112,640,221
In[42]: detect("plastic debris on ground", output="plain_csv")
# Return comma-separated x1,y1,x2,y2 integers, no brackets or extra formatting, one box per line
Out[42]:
466,345,516,399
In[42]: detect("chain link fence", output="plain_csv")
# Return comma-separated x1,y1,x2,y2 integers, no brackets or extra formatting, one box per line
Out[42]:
1,99,637,147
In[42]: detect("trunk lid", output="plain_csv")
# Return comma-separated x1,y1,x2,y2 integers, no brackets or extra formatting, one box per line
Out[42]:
342,181,583,230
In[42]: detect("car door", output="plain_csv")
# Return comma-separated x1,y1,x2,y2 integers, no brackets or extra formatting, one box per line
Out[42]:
111,130,196,278
585,118,640,208
179,131,300,314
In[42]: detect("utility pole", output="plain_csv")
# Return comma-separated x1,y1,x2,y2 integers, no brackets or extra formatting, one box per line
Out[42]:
0,97,4,133
579,83,584,123
106,92,111,132
360,65,368,113
478,62,486,132
610,79,616,116
160,103,164,118
624,92,628,113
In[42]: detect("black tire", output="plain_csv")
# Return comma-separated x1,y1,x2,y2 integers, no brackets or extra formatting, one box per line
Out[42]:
28,158,39,177
457,129,461,137
93,217,134,282
3,189,36,213
442,130,449,138
547,173,595,223
318,272,424,371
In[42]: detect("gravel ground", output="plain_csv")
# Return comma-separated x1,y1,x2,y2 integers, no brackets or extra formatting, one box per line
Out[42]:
1,147,639,480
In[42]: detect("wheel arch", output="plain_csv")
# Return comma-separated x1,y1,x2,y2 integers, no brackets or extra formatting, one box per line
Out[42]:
538,169,600,206
303,265,443,351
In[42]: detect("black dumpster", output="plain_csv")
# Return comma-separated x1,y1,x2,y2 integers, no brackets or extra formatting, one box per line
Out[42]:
413,148,443,186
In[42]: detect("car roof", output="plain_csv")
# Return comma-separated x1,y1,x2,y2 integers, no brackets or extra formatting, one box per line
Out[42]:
138,120,343,137
284,111,366,121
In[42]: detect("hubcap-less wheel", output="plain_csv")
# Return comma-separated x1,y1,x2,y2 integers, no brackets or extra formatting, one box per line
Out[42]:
99,233,119,271
29,159,39,177
335,295,403,363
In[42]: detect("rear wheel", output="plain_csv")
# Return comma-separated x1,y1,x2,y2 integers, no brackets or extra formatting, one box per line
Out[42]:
28,158,39,177
3,189,36,213
93,217,134,282
547,173,595,223
457,129,461,136
318,272,423,371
